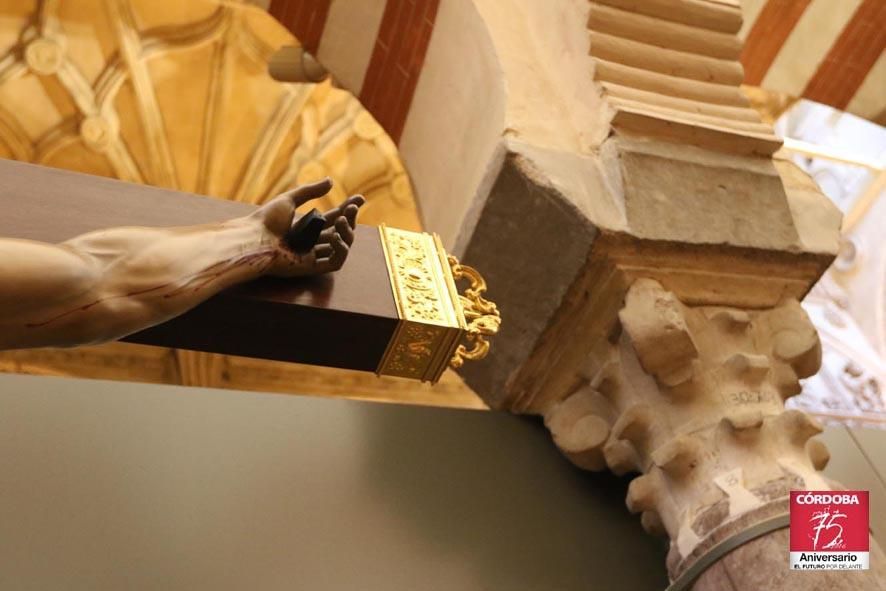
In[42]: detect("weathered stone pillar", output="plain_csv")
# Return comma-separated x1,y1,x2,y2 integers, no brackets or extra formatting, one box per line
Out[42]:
543,278,885,589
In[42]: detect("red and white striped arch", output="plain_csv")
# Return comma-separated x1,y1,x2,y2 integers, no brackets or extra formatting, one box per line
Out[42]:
269,0,439,143
269,0,885,136
740,0,885,124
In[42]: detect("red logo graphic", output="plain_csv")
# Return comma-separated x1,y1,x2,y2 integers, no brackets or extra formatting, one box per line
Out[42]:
789,491,869,570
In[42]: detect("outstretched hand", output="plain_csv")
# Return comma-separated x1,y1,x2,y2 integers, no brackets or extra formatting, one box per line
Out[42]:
253,178,365,277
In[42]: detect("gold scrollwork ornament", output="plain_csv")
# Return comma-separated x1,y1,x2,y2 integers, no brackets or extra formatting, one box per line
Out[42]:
448,255,501,369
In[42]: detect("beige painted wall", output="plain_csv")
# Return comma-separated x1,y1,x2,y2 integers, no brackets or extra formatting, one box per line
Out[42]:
317,0,386,94
398,0,506,249
398,0,608,250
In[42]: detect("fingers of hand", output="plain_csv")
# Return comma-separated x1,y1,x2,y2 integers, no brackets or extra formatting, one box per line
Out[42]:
323,194,365,227
316,231,348,272
335,215,354,246
317,209,355,246
283,177,333,207
313,243,334,259
330,231,348,266
344,202,361,229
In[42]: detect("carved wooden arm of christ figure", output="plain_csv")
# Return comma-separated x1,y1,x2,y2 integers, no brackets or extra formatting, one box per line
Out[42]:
0,179,363,351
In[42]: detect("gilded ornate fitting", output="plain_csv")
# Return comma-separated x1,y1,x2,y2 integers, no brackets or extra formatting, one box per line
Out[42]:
447,255,501,369
377,226,499,382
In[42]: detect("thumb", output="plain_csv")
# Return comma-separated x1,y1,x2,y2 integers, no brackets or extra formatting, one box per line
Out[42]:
280,177,333,207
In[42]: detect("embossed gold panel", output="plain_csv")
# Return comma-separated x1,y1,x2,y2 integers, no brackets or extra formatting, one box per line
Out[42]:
377,225,501,383
377,225,464,382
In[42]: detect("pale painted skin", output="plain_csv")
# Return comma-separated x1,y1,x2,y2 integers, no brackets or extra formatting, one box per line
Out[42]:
0,179,364,350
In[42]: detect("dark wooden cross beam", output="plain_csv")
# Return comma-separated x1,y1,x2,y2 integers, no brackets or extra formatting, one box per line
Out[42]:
0,160,497,382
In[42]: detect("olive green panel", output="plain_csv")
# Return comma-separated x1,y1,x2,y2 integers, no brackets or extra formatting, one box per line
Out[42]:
821,425,886,545
820,425,886,547
844,427,886,489
0,373,668,591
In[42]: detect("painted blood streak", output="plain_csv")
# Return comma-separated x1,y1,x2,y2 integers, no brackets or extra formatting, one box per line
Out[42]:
162,250,276,298
24,249,277,328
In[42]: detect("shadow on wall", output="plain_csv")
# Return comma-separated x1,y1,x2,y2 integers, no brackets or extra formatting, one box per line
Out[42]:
354,403,669,590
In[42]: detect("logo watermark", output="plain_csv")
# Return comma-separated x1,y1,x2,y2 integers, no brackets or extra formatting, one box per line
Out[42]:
789,490,869,570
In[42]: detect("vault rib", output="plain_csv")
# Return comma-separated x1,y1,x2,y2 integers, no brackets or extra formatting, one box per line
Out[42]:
233,85,313,203
104,0,178,189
